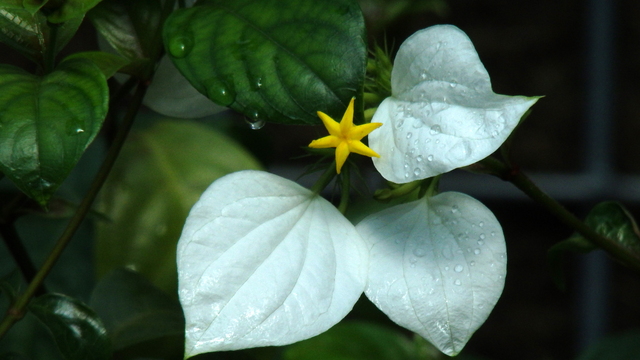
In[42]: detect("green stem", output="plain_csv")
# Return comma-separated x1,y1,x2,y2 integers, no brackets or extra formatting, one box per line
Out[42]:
337,166,350,214
0,223,44,296
311,162,337,195
480,157,640,272
0,81,148,339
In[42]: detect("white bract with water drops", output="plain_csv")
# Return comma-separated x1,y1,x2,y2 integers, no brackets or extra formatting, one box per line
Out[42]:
369,25,539,183
177,170,368,358
356,191,507,356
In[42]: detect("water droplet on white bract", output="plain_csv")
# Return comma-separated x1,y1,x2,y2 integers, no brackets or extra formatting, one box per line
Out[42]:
406,132,412,139
430,125,441,135
479,221,484,227
454,264,463,272
413,248,426,257
454,279,462,286
470,261,476,266
480,233,486,240
451,204,459,213
477,240,485,246
444,266,450,271
450,82,457,88
474,248,481,255
427,155,434,162
416,155,423,162
414,168,421,176
420,70,428,80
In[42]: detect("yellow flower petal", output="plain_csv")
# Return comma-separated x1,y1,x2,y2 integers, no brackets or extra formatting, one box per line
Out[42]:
349,140,380,158
349,122,382,140
340,98,356,135
335,142,350,174
309,135,340,148
317,111,341,137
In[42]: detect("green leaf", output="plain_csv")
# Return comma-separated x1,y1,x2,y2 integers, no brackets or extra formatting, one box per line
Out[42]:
88,0,172,76
95,119,262,292
547,236,597,291
584,201,640,255
283,321,419,360
0,7,82,64
0,58,108,205
163,0,367,125
63,51,129,78
89,269,184,353
29,293,111,360
45,0,102,23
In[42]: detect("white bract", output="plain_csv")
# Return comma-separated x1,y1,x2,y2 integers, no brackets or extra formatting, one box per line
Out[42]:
356,192,507,356
177,170,368,358
370,25,539,183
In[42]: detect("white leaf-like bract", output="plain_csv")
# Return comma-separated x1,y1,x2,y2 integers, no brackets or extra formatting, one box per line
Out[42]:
370,25,539,183
177,170,368,358
144,56,226,118
357,192,507,356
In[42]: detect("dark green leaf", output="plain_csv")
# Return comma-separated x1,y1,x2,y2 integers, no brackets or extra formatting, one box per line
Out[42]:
0,58,108,205
547,236,597,291
0,352,32,360
95,119,262,292
283,321,418,360
29,293,111,360
163,0,367,125
577,330,640,360
88,0,173,76
584,201,640,255
63,51,129,78
45,0,102,23
0,7,82,65
90,269,184,352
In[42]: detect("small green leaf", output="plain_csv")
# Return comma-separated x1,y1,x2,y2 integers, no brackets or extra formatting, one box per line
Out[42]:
95,119,262,292
89,0,171,75
63,51,129,78
45,0,102,23
0,7,82,64
283,321,418,360
0,58,108,205
547,236,597,291
584,201,640,255
163,0,367,125
89,269,184,352
29,293,111,360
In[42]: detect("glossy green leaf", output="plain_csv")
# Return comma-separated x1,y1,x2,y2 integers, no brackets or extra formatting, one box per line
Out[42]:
89,269,184,352
88,0,171,74
584,201,640,255
63,51,129,78
283,321,417,360
45,0,102,23
29,293,111,360
0,58,108,205
163,0,367,125
95,119,262,292
547,235,596,291
0,7,82,64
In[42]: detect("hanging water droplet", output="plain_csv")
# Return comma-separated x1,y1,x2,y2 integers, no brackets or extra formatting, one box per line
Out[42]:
413,248,426,257
244,110,265,130
413,168,421,176
416,155,423,162
473,248,481,255
454,264,463,273
168,35,194,58
206,79,236,106
427,155,434,162
406,132,413,139
454,279,461,286
429,125,441,135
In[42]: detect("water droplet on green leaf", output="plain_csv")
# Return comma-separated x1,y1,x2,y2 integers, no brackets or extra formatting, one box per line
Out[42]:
205,79,235,106
169,35,194,59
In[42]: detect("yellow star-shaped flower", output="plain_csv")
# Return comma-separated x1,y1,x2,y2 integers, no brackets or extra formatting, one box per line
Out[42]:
309,98,382,174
